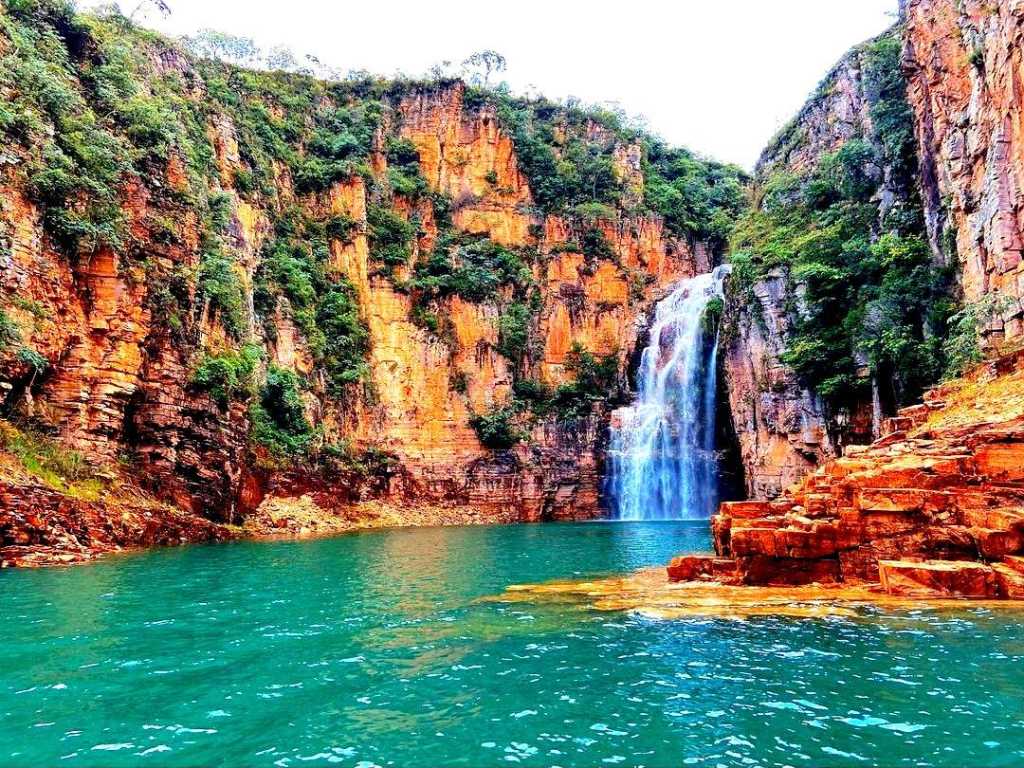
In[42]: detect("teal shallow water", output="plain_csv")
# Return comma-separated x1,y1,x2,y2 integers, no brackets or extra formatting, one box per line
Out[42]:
2,521,1024,768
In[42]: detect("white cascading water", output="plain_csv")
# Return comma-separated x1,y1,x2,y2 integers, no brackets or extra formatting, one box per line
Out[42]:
607,265,731,521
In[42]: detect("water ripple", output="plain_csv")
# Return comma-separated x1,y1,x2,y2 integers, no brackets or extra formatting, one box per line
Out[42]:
1,523,1022,767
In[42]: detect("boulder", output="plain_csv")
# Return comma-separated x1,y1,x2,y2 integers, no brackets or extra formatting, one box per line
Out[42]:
992,564,1024,599
878,560,1000,598
666,555,738,584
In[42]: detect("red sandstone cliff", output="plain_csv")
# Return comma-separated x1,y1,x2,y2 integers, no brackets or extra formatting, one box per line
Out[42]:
332,84,705,521
699,9,1024,592
670,349,1024,599
0,4,712,556
902,0,1024,339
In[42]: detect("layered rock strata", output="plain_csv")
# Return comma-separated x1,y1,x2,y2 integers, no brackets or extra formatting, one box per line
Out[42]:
722,270,834,499
0,469,229,568
902,0,1024,339
670,351,1024,598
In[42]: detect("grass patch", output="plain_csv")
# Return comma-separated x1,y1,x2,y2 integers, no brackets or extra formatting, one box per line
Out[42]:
0,420,108,501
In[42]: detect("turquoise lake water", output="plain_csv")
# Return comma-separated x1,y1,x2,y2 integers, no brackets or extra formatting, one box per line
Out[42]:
2,521,1024,767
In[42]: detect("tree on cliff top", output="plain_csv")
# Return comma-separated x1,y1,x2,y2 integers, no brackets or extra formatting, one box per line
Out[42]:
128,0,170,20
461,50,506,87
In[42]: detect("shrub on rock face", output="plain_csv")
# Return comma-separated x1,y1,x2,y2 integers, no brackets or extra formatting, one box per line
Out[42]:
496,302,532,363
0,311,23,353
252,210,371,392
367,205,416,273
314,284,370,393
412,235,534,304
702,297,725,334
549,344,620,420
469,405,525,450
191,344,263,410
249,367,314,457
290,103,384,193
579,227,616,263
198,253,248,340
943,294,1014,379
386,137,428,199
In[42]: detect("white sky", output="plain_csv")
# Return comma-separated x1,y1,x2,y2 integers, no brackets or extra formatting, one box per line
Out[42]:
83,0,900,170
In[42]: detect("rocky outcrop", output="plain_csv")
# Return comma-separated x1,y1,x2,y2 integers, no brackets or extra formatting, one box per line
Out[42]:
877,559,1020,599
722,35,903,497
670,350,1024,597
758,36,882,178
0,458,230,568
722,269,835,499
902,0,1024,338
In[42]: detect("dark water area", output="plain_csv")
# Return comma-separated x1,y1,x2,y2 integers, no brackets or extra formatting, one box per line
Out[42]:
2,521,1023,767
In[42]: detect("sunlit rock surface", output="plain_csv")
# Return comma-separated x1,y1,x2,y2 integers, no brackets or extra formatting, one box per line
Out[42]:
496,566,1024,620
671,351,1024,596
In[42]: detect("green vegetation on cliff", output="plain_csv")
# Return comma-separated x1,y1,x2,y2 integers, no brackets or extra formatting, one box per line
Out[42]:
0,0,751,464
468,343,621,449
466,87,747,245
249,366,314,457
730,33,954,408
0,420,108,501
191,343,263,409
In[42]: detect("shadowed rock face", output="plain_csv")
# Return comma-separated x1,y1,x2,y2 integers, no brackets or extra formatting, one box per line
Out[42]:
721,269,836,500
720,2,1024,498
902,0,1024,340
670,350,1024,597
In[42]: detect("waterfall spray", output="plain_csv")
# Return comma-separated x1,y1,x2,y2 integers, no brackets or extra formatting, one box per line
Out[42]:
607,265,730,521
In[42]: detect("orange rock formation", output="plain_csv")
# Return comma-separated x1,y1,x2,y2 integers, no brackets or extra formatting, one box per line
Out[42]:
669,351,1024,599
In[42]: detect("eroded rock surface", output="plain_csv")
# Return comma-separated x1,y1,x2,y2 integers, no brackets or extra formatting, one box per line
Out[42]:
0,456,229,568
671,352,1024,598
902,0,1024,338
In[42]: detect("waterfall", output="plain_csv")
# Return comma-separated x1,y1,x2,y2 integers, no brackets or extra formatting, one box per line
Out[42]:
607,265,730,521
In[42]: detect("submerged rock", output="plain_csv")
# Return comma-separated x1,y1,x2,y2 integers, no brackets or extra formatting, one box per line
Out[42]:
497,566,1024,620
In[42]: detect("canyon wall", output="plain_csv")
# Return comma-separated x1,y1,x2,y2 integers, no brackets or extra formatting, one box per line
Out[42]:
0,5,729,529
9,0,1019,548
336,85,707,520
726,3,1024,501
902,0,1024,340
722,34,902,499
721,270,834,499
